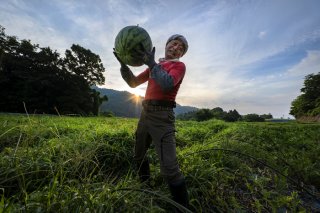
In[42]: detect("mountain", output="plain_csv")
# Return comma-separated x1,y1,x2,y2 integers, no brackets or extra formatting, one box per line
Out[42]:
95,87,198,118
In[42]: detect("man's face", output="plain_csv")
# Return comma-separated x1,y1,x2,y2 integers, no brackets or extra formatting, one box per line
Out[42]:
165,39,185,59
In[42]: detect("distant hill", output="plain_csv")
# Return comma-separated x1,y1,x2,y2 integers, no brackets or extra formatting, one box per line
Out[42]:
94,87,198,118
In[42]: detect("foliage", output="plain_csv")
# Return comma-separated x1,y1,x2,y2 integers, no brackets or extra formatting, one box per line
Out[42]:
0,114,319,212
290,72,320,118
259,113,273,119
64,44,105,86
224,109,242,122
177,107,268,122
0,25,107,116
242,113,265,122
195,108,213,121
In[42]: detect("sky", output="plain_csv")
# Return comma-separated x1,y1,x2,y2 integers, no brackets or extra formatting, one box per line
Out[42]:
1,0,320,118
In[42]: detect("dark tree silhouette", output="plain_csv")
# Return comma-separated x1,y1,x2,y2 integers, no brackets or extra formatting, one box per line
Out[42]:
0,25,107,115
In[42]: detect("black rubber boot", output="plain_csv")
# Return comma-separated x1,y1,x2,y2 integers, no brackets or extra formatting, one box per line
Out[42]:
168,178,189,212
137,160,150,184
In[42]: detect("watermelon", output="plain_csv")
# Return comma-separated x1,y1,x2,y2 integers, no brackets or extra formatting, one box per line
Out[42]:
114,25,152,67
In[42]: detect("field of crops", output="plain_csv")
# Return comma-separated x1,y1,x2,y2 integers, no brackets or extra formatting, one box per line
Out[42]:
0,114,319,212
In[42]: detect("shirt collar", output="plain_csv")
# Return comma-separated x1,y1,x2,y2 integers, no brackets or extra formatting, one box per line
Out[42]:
159,58,180,62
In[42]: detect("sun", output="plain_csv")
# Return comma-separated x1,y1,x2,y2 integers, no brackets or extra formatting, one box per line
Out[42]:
132,93,140,103
126,88,144,104
128,88,144,98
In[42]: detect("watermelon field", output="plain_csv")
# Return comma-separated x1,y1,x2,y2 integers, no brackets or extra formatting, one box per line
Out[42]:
0,114,319,212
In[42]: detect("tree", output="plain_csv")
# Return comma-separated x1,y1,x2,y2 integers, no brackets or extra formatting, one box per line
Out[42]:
195,108,213,121
260,113,273,119
0,36,37,112
224,109,242,122
91,89,108,116
210,107,226,120
243,114,265,122
0,26,108,115
64,44,105,86
0,26,6,72
290,72,320,118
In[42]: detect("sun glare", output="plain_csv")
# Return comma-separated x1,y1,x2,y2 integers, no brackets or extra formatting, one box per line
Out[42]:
128,88,144,98
133,93,140,102
126,88,144,104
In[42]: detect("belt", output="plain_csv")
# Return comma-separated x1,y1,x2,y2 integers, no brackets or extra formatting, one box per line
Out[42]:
142,100,176,111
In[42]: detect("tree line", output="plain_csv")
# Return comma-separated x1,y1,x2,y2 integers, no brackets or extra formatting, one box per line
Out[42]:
178,72,320,122
290,72,320,119
0,25,107,115
176,107,273,122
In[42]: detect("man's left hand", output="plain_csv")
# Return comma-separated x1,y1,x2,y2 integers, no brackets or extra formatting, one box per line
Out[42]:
137,44,157,69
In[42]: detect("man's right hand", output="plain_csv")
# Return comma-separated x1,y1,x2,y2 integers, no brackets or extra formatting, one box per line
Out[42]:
113,48,130,72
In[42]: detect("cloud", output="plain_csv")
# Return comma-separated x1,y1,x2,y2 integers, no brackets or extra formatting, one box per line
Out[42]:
1,0,320,119
287,50,320,76
0,0,72,53
258,31,267,39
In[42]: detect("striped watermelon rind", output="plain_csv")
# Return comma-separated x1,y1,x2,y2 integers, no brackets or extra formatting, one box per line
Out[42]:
114,25,152,67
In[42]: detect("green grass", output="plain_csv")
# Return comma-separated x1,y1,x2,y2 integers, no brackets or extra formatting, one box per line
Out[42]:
0,114,319,212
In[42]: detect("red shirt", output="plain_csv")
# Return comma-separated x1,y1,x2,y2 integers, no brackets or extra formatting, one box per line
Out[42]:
135,60,186,101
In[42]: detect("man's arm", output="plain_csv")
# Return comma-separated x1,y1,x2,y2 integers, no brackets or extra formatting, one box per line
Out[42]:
149,64,174,92
113,49,144,88
120,66,138,88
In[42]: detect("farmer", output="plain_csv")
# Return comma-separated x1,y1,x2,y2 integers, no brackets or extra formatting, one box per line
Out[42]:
114,34,189,210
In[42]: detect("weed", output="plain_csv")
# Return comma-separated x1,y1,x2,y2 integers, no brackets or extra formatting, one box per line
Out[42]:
0,114,319,212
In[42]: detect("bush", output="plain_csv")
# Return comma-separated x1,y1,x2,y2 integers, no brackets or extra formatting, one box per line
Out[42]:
242,114,265,122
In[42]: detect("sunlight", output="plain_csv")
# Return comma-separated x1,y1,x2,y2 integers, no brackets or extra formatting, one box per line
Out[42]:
134,93,140,102
125,89,142,117
126,88,143,106
127,88,145,98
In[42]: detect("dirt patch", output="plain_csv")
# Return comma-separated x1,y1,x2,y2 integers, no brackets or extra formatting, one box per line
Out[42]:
298,115,320,122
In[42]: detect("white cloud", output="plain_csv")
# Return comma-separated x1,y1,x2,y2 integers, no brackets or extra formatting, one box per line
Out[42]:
287,50,320,76
258,31,267,39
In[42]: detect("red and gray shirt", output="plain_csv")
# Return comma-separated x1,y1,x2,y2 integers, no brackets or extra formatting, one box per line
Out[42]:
121,60,186,102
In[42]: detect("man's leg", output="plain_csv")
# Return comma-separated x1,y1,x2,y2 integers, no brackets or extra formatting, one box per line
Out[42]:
148,111,189,210
159,130,189,211
134,110,152,183
168,178,189,212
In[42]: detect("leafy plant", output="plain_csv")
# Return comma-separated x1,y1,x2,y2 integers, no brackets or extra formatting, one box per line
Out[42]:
0,114,319,212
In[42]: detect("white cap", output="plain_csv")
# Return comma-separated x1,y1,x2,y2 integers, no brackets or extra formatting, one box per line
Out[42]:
166,34,188,56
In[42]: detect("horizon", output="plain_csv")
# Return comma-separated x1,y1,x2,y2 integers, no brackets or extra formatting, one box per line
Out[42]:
1,0,320,118
97,87,292,119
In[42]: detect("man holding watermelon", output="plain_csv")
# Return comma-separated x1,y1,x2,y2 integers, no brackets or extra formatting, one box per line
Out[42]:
114,34,189,211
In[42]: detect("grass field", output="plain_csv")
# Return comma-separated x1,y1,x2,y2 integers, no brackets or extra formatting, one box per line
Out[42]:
0,114,319,212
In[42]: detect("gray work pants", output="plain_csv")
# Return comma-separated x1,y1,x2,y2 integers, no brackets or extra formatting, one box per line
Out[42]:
134,108,184,183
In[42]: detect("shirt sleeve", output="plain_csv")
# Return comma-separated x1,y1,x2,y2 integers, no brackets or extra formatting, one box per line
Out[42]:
150,64,174,92
150,62,186,92
168,62,186,86
135,69,149,85
121,68,149,88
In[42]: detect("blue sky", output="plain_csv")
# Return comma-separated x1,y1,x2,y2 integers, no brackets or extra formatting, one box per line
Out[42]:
1,0,320,118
